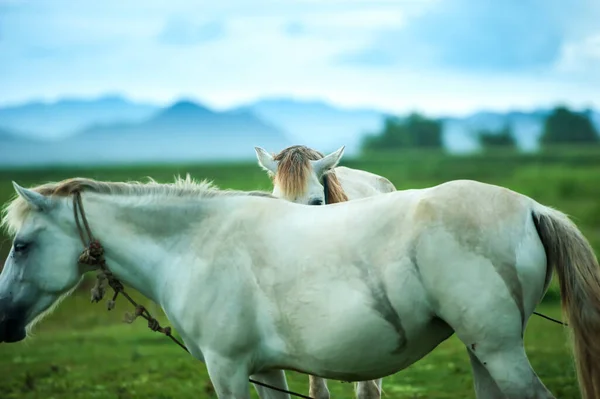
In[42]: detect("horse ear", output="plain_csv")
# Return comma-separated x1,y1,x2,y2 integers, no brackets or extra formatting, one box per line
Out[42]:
12,181,52,212
311,146,345,176
254,147,278,175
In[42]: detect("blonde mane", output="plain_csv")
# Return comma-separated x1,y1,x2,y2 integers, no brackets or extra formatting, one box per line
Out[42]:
273,145,348,204
1,175,273,236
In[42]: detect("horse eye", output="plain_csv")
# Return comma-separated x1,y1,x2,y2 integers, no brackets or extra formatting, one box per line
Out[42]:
309,199,324,206
13,241,30,253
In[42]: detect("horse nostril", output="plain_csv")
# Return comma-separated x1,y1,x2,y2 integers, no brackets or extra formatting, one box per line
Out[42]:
309,199,324,206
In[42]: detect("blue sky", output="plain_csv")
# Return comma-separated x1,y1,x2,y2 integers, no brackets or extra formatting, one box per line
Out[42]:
1,0,600,115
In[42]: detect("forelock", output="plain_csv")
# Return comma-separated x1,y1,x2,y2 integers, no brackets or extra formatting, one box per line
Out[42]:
273,145,324,199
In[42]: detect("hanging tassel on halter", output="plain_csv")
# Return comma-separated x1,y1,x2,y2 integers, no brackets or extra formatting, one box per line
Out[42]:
106,291,119,311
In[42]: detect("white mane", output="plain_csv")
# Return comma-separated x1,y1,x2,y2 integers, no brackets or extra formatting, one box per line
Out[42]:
1,174,273,235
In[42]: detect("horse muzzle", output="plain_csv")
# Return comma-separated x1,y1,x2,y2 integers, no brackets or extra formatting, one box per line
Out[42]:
0,299,26,343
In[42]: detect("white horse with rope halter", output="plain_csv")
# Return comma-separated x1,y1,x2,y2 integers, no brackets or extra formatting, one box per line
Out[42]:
255,144,395,399
1,176,600,399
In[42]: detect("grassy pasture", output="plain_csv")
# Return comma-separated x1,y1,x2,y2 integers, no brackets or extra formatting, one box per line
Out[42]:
1,147,599,398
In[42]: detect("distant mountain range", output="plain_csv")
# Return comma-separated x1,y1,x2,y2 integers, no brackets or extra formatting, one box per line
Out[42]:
0,95,158,140
0,98,290,166
0,95,598,166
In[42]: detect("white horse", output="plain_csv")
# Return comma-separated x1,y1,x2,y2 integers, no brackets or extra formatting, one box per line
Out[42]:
255,144,396,399
254,145,395,207
2,176,600,399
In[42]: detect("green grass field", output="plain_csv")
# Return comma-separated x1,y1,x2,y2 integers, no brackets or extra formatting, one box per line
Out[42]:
1,147,599,398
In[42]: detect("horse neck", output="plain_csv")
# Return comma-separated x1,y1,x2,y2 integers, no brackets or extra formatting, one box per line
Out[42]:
77,194,210,304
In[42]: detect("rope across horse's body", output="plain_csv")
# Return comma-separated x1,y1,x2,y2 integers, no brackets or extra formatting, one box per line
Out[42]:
72,191,314,399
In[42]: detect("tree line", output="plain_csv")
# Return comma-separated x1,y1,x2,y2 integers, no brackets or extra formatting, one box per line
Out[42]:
361,106,599,152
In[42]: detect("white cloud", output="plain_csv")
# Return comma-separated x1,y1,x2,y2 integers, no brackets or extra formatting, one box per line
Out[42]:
555,34,600,75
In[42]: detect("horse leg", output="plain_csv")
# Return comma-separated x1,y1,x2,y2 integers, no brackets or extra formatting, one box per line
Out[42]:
466,348,504,399
355,379,382,399
251,370,291,399
470,339,554,399
440,300,554,398
309,376,330,399
205,354,251,399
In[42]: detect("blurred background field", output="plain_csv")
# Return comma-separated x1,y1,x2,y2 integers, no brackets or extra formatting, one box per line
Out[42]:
2,0,600,397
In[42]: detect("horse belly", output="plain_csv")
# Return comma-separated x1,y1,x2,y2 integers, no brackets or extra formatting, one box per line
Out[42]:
314,316,402,379
280,303,452,381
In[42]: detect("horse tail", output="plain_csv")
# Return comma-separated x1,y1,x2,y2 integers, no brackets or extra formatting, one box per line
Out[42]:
532,205,600,399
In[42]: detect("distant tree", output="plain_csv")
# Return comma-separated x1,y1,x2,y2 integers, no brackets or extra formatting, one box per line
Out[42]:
477,125,516,149
540,106,599,146
362,113,443,151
